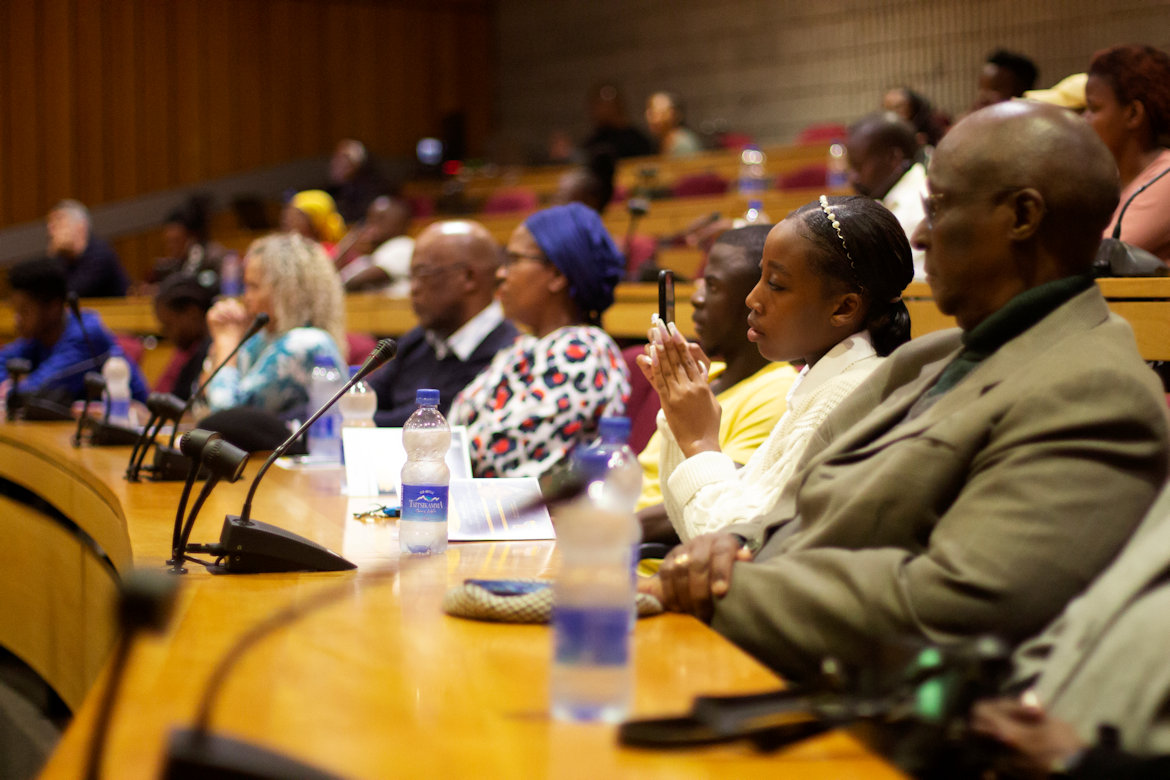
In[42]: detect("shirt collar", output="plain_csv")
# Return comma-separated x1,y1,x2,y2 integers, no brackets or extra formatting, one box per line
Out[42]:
961,275,1093,354
788,330,877,403
425,300,505,361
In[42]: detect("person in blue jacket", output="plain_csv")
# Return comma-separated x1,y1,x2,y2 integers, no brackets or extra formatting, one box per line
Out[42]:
0,257,147,402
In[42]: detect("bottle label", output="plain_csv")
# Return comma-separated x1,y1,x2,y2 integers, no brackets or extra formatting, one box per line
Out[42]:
553,606,630,666
401,484,448,522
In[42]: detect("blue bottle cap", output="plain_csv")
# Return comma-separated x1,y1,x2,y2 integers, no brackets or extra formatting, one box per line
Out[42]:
599,416,630,443
416,388,440,406
748,199,763,210
313,353,336,369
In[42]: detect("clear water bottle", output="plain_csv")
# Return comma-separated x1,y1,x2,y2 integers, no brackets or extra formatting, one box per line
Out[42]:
732,199,770,229
307,354,344,463
338,368,377,492
219,251,242,297
551,470,641,723
400,388,450,555
736,144,768,199
572,417,643,514
827,140,849,188
101,356,134,427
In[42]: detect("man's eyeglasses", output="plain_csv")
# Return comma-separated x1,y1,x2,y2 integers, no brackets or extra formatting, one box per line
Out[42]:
409,261,467,282
920,185,1025,229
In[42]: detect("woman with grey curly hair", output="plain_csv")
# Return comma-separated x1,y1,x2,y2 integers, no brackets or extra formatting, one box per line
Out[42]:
203,233,346,418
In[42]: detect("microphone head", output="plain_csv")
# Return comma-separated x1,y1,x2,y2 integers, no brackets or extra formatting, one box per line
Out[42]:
146,392,186,419
5,358,32,378
356,338,398,380
251,312,270,330
179,428,222,459
84,371,107,399
200,439,250,482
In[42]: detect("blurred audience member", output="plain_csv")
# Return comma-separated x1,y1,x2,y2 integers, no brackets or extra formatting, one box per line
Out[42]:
370,221,517,427
552,150,617,214
327,139,391,224
204,234,345,418
973,48,1039,110
449,203,629,478
846,113,927,277
151,195,226,287
582,82,654,160
153,273,215,401
46,200,128,298
281,190,347,254
882,86,948,149
338,196,415,293
1086,44,1170,263
0,257,146,401
646,91,703,158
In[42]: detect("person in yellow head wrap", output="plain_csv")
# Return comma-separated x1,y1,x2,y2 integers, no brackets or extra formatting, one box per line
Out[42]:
281,190,347,254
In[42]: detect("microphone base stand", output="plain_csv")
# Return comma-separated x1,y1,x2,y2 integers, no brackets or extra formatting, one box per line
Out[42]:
150,446,204,482
19,396,74,422
165,727,342,780
202,516,355,574
87,419,143,447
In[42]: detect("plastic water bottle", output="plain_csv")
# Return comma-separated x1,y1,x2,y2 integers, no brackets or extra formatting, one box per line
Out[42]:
338,368,377,492
307,354,344,463
399,388,450,555
101,356,134,427
551,465,642,722
827,140,849,188
736,144,768,199
219,251,242,297
572,417,643,514
732,199,770,229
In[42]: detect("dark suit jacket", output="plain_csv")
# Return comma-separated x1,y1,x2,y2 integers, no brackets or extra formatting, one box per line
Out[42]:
370,320,518,427
61,237,129,298
711,286,1170,681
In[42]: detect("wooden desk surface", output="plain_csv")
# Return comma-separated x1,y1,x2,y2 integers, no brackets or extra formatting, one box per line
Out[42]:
10,424,904,779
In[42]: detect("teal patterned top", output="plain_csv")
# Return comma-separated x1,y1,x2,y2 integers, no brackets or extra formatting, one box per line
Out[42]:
205,327,345,418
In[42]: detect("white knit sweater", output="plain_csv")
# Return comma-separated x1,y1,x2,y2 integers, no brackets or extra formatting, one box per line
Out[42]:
659,332,882,542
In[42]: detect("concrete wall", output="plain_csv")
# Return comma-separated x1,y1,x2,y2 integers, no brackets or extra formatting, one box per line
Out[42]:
493,0,1170,158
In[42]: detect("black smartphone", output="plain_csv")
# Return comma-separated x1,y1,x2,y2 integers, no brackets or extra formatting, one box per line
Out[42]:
658,269,675,324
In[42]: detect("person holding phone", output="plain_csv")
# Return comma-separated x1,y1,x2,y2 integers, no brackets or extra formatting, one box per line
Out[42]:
449,203,629,479
638,195,914,543
634,229,796,545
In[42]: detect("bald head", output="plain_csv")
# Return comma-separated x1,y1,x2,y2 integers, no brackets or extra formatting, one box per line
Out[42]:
937,101,1119,270
409,220,501,335
846,113,920,198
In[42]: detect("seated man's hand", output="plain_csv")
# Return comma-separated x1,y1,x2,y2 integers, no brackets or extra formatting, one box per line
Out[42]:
972,692,1086,774
637,533,753,622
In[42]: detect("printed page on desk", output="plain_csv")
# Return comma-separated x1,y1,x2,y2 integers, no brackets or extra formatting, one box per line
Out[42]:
342,426,472,496
448,478,554,541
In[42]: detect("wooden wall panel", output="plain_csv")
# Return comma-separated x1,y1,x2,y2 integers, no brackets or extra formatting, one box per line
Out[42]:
7,0,43,224
0,0,493,230
104,0,143,203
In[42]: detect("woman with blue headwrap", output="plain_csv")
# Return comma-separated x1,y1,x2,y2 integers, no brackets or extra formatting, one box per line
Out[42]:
449,203,631,478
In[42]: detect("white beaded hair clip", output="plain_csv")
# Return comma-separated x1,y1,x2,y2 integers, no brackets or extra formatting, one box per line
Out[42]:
819,194,856,272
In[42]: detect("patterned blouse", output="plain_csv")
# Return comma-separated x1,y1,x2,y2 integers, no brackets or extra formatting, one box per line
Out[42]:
205,327,346,418
449,325,630,478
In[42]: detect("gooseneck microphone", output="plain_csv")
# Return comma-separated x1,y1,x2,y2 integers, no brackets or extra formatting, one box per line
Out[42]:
1112,167,1170,240
167,430,221,573
189,339,396,574
125,393,187,480
73,373,107,447
67,291,101,365
149,313,270,482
